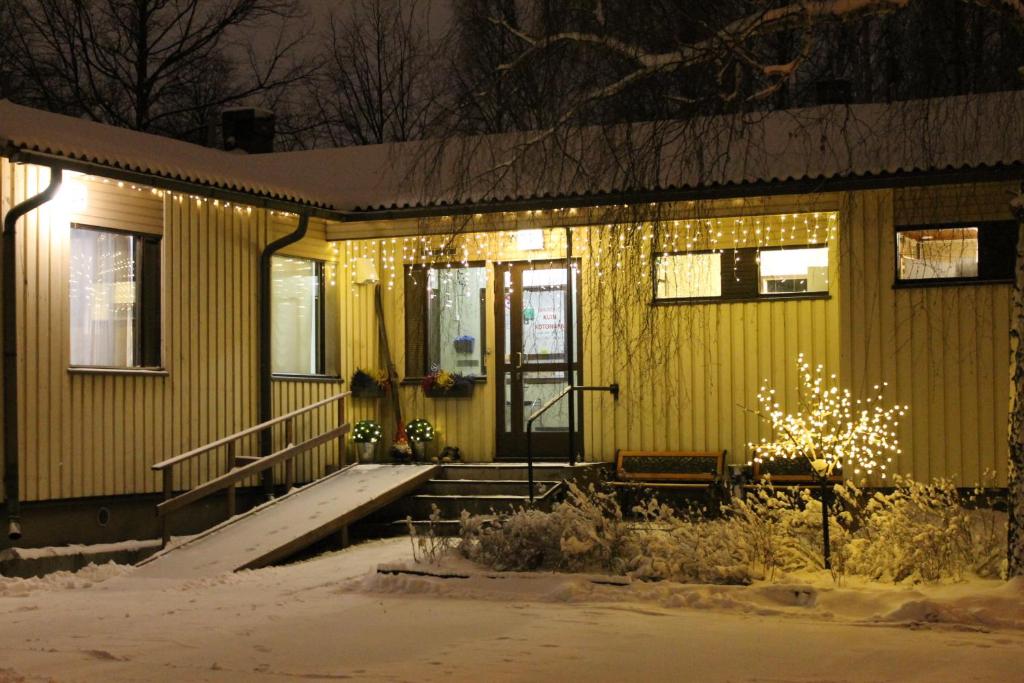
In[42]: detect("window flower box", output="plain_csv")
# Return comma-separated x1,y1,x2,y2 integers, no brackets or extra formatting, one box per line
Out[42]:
421,370,475,398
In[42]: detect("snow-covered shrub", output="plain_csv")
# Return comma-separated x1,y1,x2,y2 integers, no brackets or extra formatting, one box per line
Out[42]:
628,499,751,584
459,483,631,573
843,476,1006,582
723,483,827,579
457,476,1007,584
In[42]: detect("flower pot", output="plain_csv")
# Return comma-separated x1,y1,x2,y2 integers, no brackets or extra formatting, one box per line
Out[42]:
355,441,376,463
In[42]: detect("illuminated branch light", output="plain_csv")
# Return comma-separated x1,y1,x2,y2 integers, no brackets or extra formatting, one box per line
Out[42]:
748,353,907,480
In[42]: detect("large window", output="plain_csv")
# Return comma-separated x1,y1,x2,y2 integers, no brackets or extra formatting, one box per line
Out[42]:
654,245,829,303
271,256,339,376
895,222,1016,285
69,224,161,368
404,264,487,378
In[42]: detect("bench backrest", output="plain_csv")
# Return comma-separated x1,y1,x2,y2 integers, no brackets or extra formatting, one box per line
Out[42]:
615,450,726,482
751,457,843,484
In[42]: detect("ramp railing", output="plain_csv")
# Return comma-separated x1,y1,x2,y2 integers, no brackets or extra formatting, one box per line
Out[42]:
151,392,352,546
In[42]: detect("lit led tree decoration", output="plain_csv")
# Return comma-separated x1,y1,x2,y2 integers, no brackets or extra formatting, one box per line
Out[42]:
749,354,907,569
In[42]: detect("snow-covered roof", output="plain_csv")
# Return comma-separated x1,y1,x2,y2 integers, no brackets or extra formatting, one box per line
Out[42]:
0,100,331,208
260,90,1024,213
2,92,1023,217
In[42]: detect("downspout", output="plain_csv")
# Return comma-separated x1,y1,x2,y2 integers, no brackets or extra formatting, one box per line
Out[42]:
565,226,576,466
258,212,310,473
3,166,62,540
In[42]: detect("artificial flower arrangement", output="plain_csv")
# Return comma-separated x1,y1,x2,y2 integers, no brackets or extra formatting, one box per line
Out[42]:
350,368,390,398
352,419,383,443
421,369,475,398
406,419,434,443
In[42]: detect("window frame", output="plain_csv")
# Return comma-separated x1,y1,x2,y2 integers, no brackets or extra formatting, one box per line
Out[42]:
403,261,488,382
893,220,1017,289
652,243,831,306
269,255,340,380
68,222,163,372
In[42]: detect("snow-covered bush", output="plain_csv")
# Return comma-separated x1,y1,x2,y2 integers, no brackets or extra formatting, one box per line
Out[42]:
843,476,1006,582
627,499,751,584
457,476,1007,585
459,483,631,573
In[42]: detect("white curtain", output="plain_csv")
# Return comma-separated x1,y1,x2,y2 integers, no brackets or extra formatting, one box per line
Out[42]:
69,228,136,367
271,256,318,374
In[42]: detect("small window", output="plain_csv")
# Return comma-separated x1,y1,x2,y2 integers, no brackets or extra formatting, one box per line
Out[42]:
69,224,161,368
405,264,487,377
656,253,722,299
895,222,1016,285
759,246,829,295
271,255,339,376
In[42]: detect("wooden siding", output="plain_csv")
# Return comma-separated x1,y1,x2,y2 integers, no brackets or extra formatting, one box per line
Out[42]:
1,160,1016,503
841,186,1014,486
338,187,1015,487
339,205,842,466
2,162,343,502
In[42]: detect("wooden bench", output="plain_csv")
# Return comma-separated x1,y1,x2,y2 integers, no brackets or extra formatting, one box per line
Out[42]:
608,450,727,502
749,457,843,488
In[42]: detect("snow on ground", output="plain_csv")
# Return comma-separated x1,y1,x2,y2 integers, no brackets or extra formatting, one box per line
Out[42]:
0,538,1021,682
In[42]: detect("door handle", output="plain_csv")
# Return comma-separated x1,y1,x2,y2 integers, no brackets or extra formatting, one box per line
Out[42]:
515,352,523,369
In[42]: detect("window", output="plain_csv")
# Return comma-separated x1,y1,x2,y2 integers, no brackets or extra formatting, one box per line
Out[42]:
895,222,1016,285
654,245,829,303
656,253,722,299
758,246,829,294
69,225,161,368
271,256,339,376
404,264,487,378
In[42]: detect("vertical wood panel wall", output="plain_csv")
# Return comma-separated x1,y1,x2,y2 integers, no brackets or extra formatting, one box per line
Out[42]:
338,207,841,467
840,186,1013,486
2,161,343,502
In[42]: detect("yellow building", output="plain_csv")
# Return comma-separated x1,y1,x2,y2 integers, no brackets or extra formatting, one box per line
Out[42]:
1,92,1022,547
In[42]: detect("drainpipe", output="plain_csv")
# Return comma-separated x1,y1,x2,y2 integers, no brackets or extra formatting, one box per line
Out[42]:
565,226,576,466
258,213,309,488
3,166,63,540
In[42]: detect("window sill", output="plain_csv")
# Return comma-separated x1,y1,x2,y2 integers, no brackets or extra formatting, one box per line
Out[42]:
400,376,487,387
271,374,344,384
68,366,168,377
652,293,831,306
892,278,1013,289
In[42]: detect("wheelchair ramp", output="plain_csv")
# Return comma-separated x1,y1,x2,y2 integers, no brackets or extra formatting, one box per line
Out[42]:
135,464,437,579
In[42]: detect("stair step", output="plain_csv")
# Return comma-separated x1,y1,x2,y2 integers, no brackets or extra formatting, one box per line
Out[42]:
437,462,608,481
422,479,560,496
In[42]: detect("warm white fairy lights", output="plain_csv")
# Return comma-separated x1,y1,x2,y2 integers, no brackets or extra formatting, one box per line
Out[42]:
749,354,907,479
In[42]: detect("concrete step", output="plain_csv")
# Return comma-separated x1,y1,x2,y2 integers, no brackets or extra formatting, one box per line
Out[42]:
409,493,558,518
421,479,560,496
437,462,608,482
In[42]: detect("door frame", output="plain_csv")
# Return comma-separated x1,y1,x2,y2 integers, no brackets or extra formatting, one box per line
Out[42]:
493,258,583,460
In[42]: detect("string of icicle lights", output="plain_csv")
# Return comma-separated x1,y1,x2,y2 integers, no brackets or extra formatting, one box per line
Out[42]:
83,178,838,295
332,211,838,295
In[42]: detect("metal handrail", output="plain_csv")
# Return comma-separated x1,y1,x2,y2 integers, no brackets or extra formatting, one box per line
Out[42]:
153,391,352,546
525,383,619,501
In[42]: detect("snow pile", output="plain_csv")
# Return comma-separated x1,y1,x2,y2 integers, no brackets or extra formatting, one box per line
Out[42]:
0,562,131,597
358,554,1024,633
458,479,1007,586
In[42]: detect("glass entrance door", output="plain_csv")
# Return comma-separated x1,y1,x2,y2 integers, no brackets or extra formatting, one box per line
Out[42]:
495,260,581,459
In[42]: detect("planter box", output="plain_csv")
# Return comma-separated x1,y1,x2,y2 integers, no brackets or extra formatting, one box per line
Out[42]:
351,384,387,399
423,381,475,399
